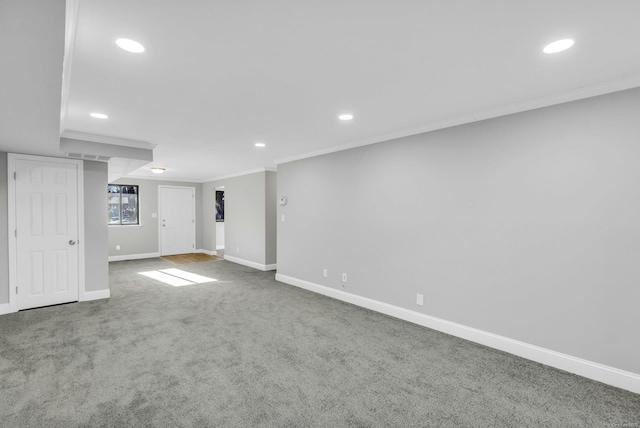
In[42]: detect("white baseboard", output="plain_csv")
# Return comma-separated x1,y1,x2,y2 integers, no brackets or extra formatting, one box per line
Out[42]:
196,249,217,256
109,252,161,262
0,289,111,314
216,245,225,250
0,303,11,315
275,273,640,395
80,289,111,302
224,255,277,271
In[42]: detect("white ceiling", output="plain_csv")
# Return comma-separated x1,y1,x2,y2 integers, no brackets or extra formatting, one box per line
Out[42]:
4,1,640,183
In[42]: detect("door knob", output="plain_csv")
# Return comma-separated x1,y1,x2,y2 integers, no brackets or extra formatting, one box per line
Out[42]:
69,240,76,245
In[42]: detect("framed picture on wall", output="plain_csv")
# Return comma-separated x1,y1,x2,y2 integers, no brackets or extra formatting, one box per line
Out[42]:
216,190,225,222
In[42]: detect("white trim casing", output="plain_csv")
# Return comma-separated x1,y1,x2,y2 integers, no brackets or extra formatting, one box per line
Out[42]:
7,154,85,314
80,289,111,302
275,273,640,395
224,255,276,271
7,155,16,314
216,245,225,250
109,252,161,262
274,73,640,166
204,167,277,183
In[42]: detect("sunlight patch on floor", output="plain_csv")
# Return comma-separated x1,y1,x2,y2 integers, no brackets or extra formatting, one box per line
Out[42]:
139,269,217,287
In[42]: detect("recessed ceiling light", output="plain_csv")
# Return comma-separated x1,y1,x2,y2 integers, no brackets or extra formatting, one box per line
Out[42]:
90,112,108,119
338,114,354,121
255,142,266,147
543,39,574,54
116,38,145,53
150,167,165,174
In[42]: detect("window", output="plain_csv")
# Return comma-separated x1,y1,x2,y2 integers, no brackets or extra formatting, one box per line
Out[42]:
108,185,139,225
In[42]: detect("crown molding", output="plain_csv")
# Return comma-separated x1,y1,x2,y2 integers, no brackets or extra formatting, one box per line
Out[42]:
121,174,203,184
61,130,157,150
204,166,277,183
275,73,640,165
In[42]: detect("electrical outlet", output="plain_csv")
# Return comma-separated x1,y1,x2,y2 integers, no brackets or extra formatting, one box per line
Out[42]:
323,269,328,278
342,273,347,283
281,214,285,222
416,294,424,306
116,245,121,251
237,247,240,253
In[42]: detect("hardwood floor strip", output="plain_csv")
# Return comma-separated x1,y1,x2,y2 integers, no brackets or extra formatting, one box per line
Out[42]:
161,253,223,264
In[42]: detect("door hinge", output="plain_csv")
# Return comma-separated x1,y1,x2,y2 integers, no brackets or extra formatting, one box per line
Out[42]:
13,171,16,180
15,229,17,237
16,286,18,294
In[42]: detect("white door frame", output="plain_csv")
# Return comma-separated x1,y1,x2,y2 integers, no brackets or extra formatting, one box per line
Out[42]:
7,153,86,314
158,185,196,256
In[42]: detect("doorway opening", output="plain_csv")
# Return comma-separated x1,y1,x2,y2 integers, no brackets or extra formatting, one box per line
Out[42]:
215,187,225,256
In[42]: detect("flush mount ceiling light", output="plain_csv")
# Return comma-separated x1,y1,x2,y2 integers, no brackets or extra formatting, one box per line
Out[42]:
150,167,165,174
543,38,574,54
116,38,145,53
90,112,108,119
338,114,354,121
255,142,266,147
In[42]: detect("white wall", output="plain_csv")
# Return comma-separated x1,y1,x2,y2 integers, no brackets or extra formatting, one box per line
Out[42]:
277,87,640,376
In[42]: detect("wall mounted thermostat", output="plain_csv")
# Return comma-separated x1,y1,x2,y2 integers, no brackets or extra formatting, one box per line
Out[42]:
279,197,287,206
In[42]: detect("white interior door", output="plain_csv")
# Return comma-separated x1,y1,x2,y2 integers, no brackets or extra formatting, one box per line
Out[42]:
160,186,195,256
15,159,80,310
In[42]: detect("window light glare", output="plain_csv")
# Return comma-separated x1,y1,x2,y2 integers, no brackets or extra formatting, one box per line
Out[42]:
139,269,217,287
255,142,266,147
139,271,193,287
543,39,574,54
338,114,354,121
160,269,217,284
116,38,145,53
90,112,108,119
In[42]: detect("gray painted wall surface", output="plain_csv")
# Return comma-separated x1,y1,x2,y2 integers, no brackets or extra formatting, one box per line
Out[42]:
224,172,266,264
201,181,218,253
108,178,203,257
277,88,640,375
265,171,277,265
202,172,275,266
0,153,8,304
84,161,109,292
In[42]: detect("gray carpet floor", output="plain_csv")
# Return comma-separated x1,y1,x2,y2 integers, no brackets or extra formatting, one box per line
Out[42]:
1,258,639,427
